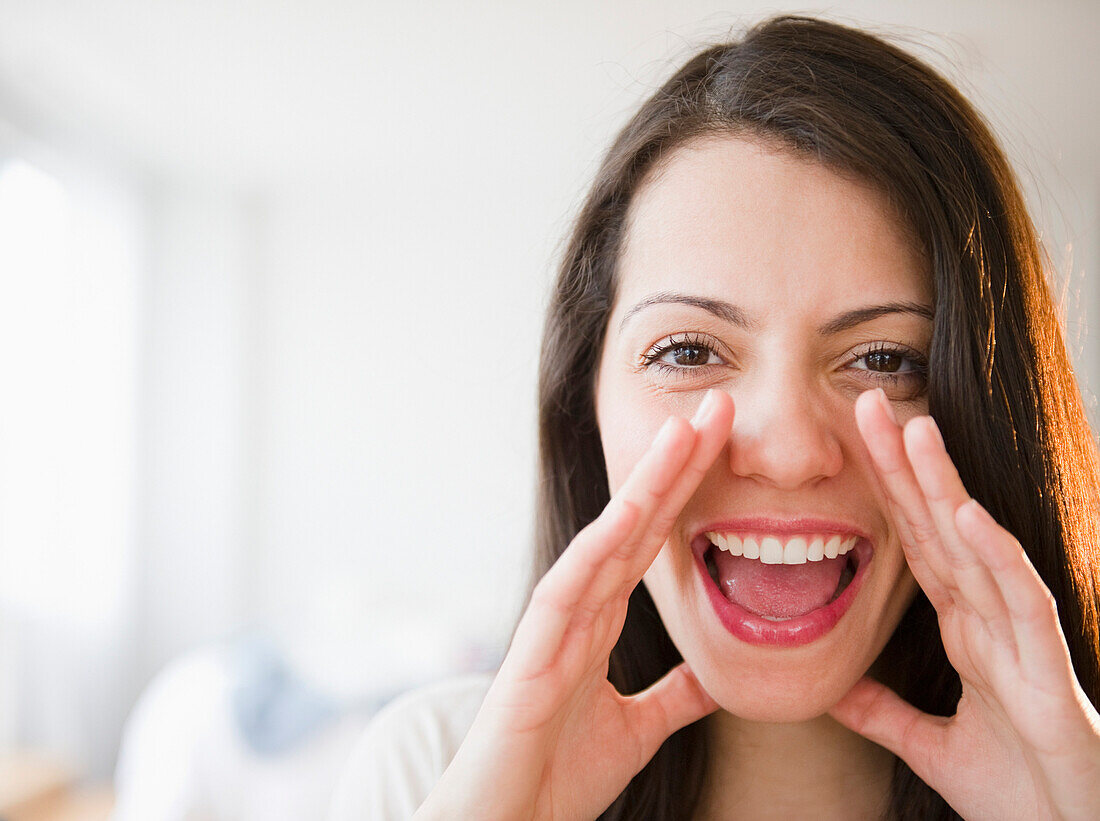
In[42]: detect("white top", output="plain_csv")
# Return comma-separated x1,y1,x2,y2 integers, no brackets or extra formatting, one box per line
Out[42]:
327,674,493,820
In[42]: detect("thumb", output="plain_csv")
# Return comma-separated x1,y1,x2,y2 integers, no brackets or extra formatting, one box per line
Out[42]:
829,676,949,781
625,663,719,756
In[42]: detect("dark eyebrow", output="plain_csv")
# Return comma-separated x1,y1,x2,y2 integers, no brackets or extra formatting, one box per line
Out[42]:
618,291,756,333
817,301,934,335
618,292,933,335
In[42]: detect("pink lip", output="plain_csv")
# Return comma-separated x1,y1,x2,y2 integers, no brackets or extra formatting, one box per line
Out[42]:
691,518,874,648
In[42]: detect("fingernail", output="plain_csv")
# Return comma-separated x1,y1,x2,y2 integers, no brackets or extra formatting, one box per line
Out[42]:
876,388,898,425
904,415,944,452
958,498,999,536
691,389,718,426
963,498,992,524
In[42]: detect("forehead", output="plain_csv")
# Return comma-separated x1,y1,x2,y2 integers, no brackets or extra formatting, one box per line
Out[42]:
615,136,930,317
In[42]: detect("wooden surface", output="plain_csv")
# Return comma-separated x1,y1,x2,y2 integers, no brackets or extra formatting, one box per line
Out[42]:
6,787,114,821
0,752,112,821
0,752,68,812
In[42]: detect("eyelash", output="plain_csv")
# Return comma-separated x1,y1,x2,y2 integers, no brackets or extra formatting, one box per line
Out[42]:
639,334,929,388
638,333,726,377
847,341,929,386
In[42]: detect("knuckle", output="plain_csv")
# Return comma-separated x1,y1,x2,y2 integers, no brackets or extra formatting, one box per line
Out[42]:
1043,590,1060,620
529,578,553,608
944,547,979,572
876,458,910,481
907,517,939,546
1021,588,1059,625
645,513,679,547
530,577,568,614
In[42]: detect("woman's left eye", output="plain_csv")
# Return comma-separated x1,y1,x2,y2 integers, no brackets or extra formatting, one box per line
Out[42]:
847,343,928,383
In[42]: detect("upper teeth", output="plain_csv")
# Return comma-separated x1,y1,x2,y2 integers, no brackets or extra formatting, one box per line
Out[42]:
705,532,858,565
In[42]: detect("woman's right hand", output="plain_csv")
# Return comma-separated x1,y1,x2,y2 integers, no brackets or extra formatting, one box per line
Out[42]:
414,389,734,821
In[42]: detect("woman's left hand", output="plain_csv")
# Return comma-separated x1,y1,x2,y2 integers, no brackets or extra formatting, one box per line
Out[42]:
828,388,1100,821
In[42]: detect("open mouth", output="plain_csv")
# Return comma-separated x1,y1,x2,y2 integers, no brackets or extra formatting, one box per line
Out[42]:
703,533,860,620
695,530,873,646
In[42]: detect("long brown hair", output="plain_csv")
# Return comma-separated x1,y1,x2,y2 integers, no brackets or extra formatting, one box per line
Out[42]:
533,15,1100,819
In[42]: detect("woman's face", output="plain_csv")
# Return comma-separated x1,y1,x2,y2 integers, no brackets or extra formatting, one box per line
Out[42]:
595,136,930,722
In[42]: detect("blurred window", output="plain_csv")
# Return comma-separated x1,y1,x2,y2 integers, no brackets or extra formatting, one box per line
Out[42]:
0,157,137,626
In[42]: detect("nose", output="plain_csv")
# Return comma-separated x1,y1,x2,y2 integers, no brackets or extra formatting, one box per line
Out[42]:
727,376,844,489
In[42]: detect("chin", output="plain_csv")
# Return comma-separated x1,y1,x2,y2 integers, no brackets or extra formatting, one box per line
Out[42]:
637,526,920,728
693,656,861,723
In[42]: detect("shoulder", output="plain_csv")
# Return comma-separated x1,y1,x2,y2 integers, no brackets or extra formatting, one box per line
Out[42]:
327,673,493,821
356,674,492,769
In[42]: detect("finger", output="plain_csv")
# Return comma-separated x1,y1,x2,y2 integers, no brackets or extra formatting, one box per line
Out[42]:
828,676,949,786
556,411,695,596
955,500,1071,681
854,389,954,612
584,389,734,610
620,389,735,583
512,391,733,677
511,404,700,675
903,417,1015,647
507,496,642,677
624,663,718,759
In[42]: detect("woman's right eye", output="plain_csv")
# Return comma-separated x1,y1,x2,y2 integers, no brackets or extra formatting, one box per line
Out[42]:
640,333,727,375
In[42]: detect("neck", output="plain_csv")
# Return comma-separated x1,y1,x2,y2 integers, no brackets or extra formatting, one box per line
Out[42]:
696,709,895,821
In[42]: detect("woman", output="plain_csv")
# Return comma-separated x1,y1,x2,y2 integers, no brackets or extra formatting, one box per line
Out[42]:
330,15,1100,819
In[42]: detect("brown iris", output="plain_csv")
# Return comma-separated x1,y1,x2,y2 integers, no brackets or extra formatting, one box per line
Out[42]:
672,345,709,366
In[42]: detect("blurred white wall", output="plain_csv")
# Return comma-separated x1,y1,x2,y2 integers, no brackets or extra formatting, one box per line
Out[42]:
137,186,251,675
0,0,1097,780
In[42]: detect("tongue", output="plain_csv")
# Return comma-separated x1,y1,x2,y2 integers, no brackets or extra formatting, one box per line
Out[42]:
712,549,847,619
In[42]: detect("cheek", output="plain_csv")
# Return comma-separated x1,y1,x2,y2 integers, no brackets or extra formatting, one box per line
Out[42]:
600,415,661,494
596,375,681,493
597,360,716,493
